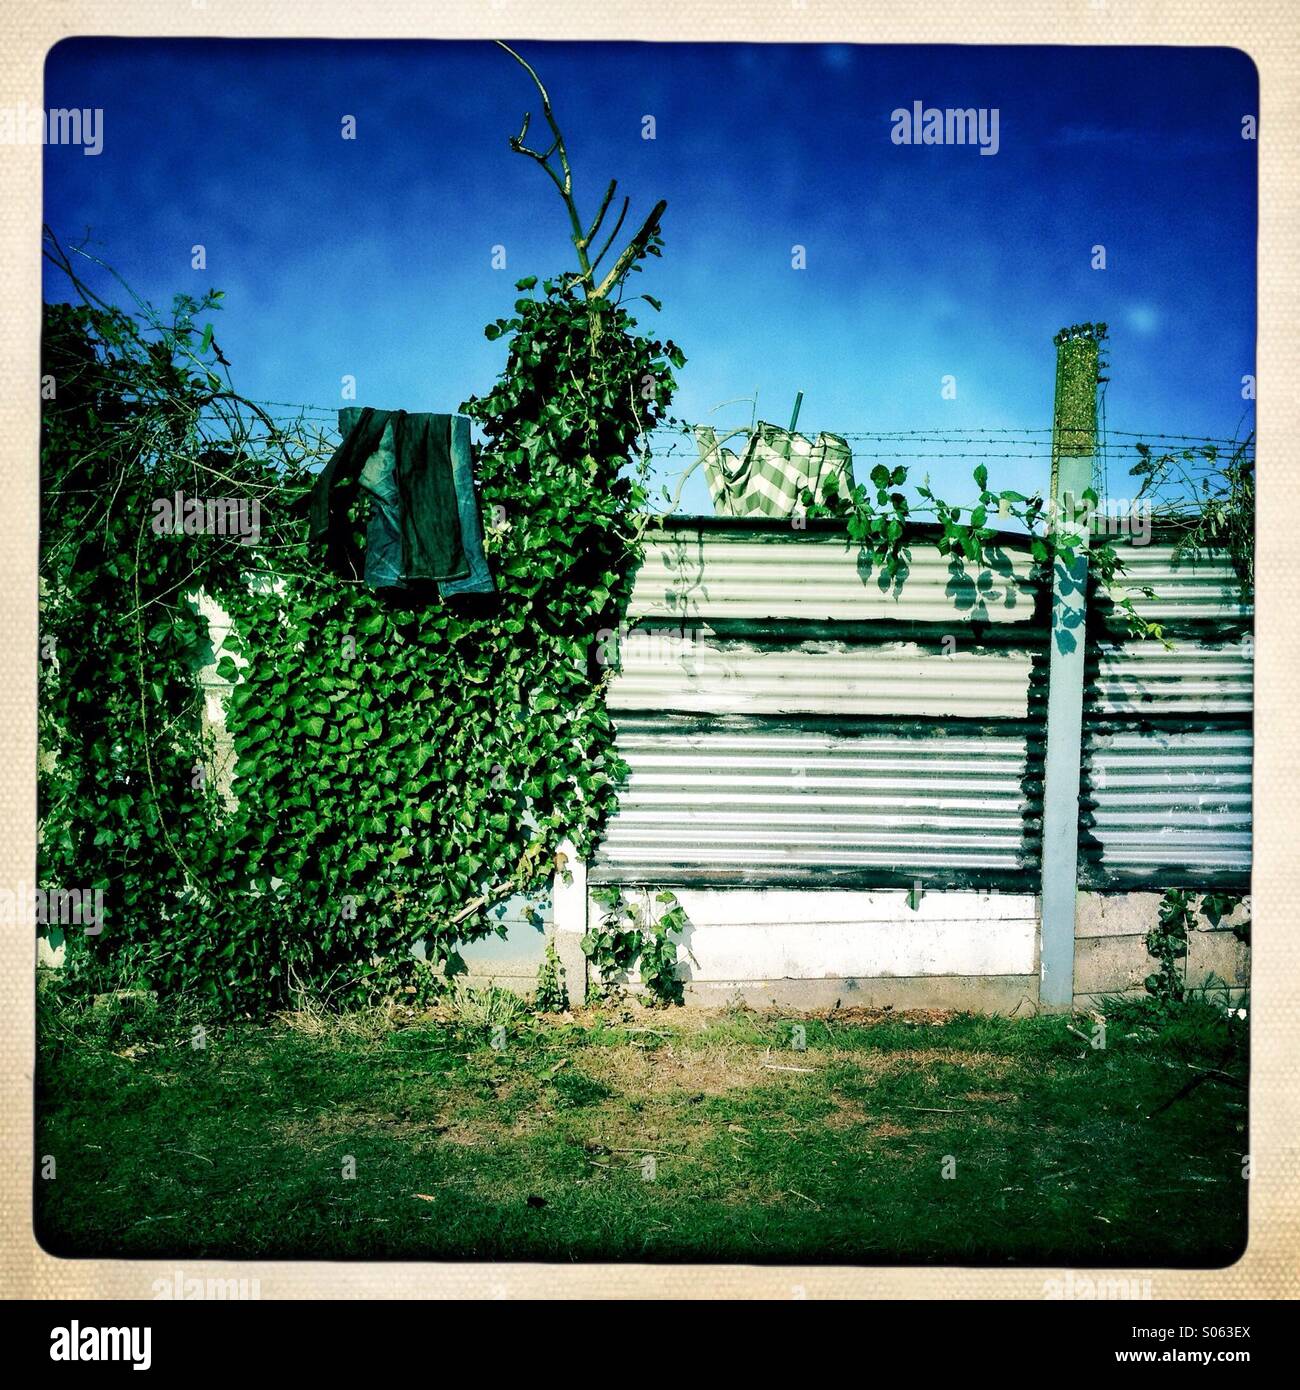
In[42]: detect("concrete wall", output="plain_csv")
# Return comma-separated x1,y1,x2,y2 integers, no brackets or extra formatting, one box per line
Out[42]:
573,887,1039,1013
452,892,552,994
1073,891,1250,1008
539,881,1251,1014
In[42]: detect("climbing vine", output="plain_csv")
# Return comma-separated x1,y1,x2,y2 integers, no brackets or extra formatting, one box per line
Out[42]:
804,320,1253,637
533,938,568,1012
1131,437,1255,597
38,53,683,1017
37,235,297,1005
584,888,689,1006
1146,889,1250,1006
205,276,682,1013
808,456,1165,641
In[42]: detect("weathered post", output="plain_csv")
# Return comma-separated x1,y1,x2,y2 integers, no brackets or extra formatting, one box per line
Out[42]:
1038,324,1104,1009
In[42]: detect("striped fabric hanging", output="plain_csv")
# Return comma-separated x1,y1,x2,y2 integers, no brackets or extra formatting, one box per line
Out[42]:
695,421,855,518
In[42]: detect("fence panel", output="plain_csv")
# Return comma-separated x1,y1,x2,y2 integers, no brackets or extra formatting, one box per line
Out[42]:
1080,542,1252,889
596,521,1048,891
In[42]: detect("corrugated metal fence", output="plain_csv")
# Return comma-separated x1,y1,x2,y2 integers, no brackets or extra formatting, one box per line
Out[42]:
1081,542,1253,888
593,520,1252,894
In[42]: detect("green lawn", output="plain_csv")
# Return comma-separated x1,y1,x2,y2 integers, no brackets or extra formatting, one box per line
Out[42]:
35,988,1249,1264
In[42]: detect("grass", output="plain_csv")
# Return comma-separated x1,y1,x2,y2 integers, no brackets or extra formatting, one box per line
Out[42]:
34,986,1249,1264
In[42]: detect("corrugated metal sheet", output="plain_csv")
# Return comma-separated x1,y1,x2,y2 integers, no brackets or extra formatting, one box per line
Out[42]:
630,530,1038,624
593,716,1040,885
1098,544,1252,625
1080,727,1252,883
1089,637,1252,715
1084,541,1252,884
598,526,1251,892
598,525,1046,887
609,632,1037,718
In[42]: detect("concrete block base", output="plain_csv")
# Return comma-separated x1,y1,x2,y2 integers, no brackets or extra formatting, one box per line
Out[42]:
680,974,1039,1014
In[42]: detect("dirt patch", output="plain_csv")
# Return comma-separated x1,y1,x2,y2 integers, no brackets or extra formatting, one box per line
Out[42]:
835,1048,1016,1079
271,1103,471,1151
823,1097,866,1129
434,1119,495,1148
569,1001,959,1036
578,1041,1016,1101
820,1093,878,1130
867,1120,912,1139
580,1041,829,1098
806,1006,957,1028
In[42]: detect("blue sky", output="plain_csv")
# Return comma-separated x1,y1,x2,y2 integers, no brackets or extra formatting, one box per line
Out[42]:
43,40,1257,512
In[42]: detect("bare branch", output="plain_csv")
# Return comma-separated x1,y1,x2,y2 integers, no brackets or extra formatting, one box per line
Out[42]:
499,42,572,191
592,199,666,301
496,41,592,283
584,179,617,246
590,196,630,273
495,44,668,306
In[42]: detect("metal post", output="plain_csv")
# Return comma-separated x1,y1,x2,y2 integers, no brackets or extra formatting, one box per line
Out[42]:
1038,326,1103,1010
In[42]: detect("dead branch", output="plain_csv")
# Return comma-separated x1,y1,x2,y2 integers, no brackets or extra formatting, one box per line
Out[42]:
495,41,666,305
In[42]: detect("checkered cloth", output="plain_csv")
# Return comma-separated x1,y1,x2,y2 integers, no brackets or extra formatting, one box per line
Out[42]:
696,422,855,518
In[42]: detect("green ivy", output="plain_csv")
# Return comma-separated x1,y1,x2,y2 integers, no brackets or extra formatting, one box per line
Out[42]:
204,276,682,1013
584,887,688,1006
533,938,569,1012
40,211,682,1017
1147,889,1250,1005
38,277,284,1007
1146,889,1194,1004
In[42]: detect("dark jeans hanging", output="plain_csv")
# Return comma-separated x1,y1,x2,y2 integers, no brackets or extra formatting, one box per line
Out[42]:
310,407,472,590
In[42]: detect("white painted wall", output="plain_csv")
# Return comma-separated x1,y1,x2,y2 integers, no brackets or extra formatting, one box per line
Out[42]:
594,888,1038,984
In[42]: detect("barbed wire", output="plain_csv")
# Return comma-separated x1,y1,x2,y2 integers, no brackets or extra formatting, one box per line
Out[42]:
230,398,1253,475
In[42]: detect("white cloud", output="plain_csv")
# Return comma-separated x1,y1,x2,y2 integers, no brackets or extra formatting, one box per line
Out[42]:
1125,304,1161,336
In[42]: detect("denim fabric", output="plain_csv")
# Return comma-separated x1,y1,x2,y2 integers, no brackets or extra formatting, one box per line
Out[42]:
438,415,496,599
311,407,471,590
357,421,404,590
